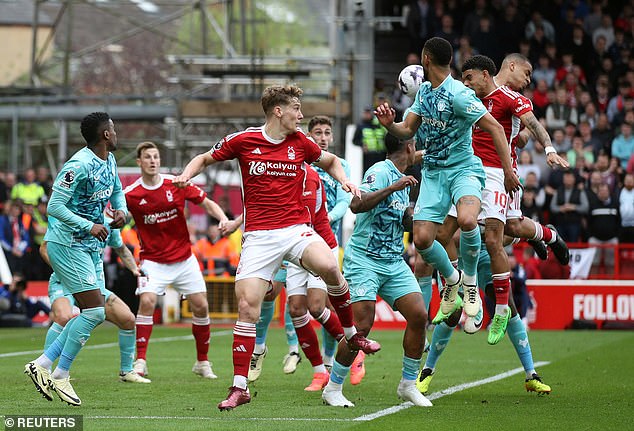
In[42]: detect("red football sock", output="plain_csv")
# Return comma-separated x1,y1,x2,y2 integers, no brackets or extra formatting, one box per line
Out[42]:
292,313,323,367
315,307,344,341
135,314,154,360
232,321,256,378
493,273,511,310
327,280,354,329
192,316,210,362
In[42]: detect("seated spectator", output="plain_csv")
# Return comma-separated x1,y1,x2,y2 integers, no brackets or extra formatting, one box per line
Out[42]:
594,152,619,194
546,88,579,132
517,150,542,184
25,196,51,281
587,182,620,273
592,112,614,153
619,173,634,243
0,273,50,322
0,200,29,275
550,170,589,242
607,81,632,126
551,128,572,153
567,135,595,169
532,80,551,119
533,54,556,88
193,218,239,276
522,246,542,280
35,167,52,197
11,168,45,207
611,121,634,170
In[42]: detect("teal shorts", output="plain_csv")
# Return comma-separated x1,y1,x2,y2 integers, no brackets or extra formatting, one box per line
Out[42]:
343,247,420,310
46,242,105,295
272,261,288,283
413,157,485,224
48,272,112,307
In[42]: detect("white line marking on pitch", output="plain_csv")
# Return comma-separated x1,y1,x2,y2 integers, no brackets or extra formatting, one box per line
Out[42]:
353,361,550,421
0,330,233,358
59,361,550,423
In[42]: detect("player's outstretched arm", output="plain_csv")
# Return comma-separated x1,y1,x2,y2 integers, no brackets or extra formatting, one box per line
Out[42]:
350,176,418,214
374,104,421,140
519,111,569,169
314,152,360,198
173,152,216,188
113,245,142,277
200,198,229,224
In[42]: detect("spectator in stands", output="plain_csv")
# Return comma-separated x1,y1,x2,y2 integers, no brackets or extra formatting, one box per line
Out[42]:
592,112,614,151
608,28,630,68
595,152,620,195
517,149,541,182
533,54,556,89
567,135,595,171
0,200,30,275
607,81,632,126
434,14,460,48
587,182,620,273
551,128,572,153
611,121,634,170
462,0,489,41
11,168,45,207
593,14,615,49
522,247,542,280
578,119,601,156
406,0,434,56
26,196,51,281
550,170,589,242
583,0,604,36
495,2,524,57
353,107,386,175
546,88,579,132
619,173,634,243
0,273,49,323
193,218,239,277
521,172,546,222
453,35,478,72
566,25,594,73
471,15,501,65
35,167,52,197
525,10,555,44
528,24,549,65
532,79,551,119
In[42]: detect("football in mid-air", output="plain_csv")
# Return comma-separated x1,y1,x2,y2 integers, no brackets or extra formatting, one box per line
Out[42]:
398,64,425,98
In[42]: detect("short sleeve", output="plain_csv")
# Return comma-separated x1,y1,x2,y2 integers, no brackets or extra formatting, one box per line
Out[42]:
453,88,487,124
185,183,207,205
210,134,238,162
301,133,322,164
513,94,534,117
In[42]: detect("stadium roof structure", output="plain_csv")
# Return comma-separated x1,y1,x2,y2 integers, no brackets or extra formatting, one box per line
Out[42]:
0,1,54,26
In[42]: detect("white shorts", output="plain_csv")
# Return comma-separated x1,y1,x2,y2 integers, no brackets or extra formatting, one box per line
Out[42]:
137,254,206,296
235,224,323,282
286,247,338,297
480,167,522,222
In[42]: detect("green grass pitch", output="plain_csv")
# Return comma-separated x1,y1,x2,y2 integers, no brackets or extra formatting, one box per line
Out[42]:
1,325,633,430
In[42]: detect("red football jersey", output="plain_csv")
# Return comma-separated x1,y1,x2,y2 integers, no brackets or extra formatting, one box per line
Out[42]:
210,126,322,232
124,174,206,264
304,164,337,249
472,85,533,169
